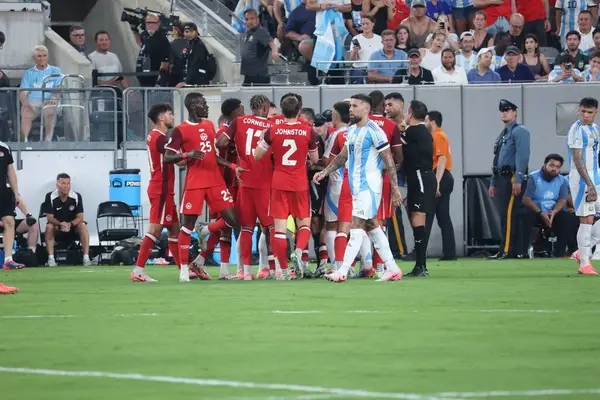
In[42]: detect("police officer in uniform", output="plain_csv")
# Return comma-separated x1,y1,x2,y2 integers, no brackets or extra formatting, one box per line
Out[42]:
488,99,531,259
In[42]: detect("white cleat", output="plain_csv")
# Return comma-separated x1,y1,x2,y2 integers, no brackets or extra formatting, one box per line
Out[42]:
277,269,292,281
47,257,57,267
324,271,347,283
83,257,92,267
290,249,304,279
179,265,190,282
376,270,402,282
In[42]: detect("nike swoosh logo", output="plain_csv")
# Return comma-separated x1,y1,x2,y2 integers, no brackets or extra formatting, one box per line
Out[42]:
56,207,62,210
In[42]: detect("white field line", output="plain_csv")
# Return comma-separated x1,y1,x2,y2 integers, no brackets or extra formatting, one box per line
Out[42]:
222,395,348,400
448,310,560,314
0,313,159,319
271,310,562,315
271,311,323,314
0,366,450,400
434,389,600,398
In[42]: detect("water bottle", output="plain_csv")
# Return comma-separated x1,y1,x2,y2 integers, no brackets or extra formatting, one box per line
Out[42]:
98,99,105,112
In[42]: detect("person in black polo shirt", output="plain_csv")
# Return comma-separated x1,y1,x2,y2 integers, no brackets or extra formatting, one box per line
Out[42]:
241,9,279,86
401,100,437,277
392,48,434,84
43,173,91,267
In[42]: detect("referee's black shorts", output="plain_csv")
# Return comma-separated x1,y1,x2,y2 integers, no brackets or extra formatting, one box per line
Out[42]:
0,188,15,219
309,179,328,217
406,169,436,214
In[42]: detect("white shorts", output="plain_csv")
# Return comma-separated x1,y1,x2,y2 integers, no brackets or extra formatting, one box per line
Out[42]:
571,181,600,217
324,180,343,222
351,189,382,220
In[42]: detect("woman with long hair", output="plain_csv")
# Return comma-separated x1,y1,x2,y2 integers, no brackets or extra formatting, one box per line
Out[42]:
395,24,412,51
522,33,550,80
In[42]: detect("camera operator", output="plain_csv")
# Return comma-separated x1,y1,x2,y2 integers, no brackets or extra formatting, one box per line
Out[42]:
175,23,213,87
135,13,171,87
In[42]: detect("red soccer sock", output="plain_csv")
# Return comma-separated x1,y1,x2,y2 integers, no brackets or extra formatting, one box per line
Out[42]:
220,237,232,264
239,228,254,266
295,226,311,252
208,218,230,234
201,234,220,259
302,249,309,263
268,254,276,270
168,237,180,269
178,226,193,266
273,231,288,270
135,233,157,268
319,241,328,261
373,249,383,267
334,232,348,263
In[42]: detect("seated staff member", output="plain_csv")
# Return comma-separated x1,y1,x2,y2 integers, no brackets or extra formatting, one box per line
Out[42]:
43,173,91,267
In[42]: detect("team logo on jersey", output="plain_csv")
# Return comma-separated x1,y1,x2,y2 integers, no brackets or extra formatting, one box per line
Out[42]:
69,205,75,211
185,202,192,209
200,133,208,141
166,215,173,222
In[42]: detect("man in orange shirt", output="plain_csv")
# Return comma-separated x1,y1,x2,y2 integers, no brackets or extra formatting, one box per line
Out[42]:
424,110,456,261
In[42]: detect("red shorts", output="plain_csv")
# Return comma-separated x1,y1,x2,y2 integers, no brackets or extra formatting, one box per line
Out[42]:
180,185,234,216
149,193,178,226
236,186,273,228
337,177,353,223
269,189,310,219
210,184,237,219
377,176,394,220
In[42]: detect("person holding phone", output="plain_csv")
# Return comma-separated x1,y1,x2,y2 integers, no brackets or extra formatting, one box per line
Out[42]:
548,54,584,83
349,16,383,83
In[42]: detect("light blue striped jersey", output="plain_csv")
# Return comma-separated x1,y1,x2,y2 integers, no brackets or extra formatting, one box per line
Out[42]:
20,65,62,102
345,120,390,196
567,119,600,186
556,0,595,42
449,0,472,8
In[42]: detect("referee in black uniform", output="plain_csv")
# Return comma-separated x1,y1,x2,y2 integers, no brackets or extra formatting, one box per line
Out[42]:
0,141,24,269
401,100,437,277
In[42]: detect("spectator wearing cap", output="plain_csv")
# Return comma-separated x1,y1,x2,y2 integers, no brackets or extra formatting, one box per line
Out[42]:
585,29,600,57
367,29,408,83
89,31,129,88
466,47,502,82
577,10,594,52
426,0,455,32
516,0,550,48
432,48,469,83
392,47,435,83
69,25,89,58
241,9,279,86
349,16,383,83
176,22,214,87
582,51,600,82
455,30,478,72
401,0,438,48
507,13,525,49
558,30,590,72
488,99,531,260
497,45,535,82
547,53,584,82
474,0,514,37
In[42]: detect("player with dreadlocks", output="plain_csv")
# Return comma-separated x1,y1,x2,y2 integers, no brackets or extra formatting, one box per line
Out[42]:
190,98,245,280
217,94,278,279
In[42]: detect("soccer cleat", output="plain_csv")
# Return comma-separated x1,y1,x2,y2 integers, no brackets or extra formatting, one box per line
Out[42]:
357,268,376,278
0,283,19,294
290,248,304,278
376,270,403,281
179,265,190,282
243,273,254,281
219,273,242,280
257,268,270,279
190,265,212,280
235,270,244,280
578,264,598,275
47,257,57,267
347,267,357,279
404,266,428,277
488,252,509,260
302,265,314,279
324,271,347,283
570,250,581,263
278,269,292,281
190,254,206,269
267,270,277,280
130,271,157,282
83,257,92,267
3,260,25,270
195,222,209,250
313,264,327,278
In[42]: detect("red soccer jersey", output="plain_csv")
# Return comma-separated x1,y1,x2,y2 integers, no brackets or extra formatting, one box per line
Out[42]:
216,123,238,186
147,129,175,195
223,115,273,189
261,121,318,191
165,119,225,190
516,0,545,22
369,114,402,145
268,115,310,126
330,128,349,178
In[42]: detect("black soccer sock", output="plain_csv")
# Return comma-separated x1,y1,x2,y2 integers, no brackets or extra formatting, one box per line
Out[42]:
413,225,426,268
312,233,320,254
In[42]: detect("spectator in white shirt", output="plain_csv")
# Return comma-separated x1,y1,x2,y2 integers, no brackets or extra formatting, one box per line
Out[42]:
548,54,584,83
89,31,129,88
349,16,383,83
432,48,468,84
578,10,595,52
583,51,600,82
455,31,478,72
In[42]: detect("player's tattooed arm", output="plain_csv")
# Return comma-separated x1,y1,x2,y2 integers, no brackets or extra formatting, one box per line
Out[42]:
312,146,348,183
381,148,403,206
571,148,597,200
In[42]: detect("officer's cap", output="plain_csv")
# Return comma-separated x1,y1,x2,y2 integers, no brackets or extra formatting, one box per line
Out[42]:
499,99,517,112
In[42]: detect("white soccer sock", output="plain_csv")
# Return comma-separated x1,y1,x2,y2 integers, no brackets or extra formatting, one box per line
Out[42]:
133,266,144,275
243,265,252,275
275,256,282,274
577,224,593,265
325,229,336,265
236,238,243,273
258,233,268,268
359,234,373,270
338,229,366,276
368,227,400,273
219,262,230,275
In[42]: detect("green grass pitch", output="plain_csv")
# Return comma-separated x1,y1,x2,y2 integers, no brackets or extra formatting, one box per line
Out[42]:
1,258,600,400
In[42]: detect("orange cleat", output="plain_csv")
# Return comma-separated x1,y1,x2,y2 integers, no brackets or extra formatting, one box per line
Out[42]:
578,264,598,275
190,265,212,280
0,283,19,294
571,250,581,263
243,273,254,281
376,270,403,281
257,268,270,279
130,272,157,282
